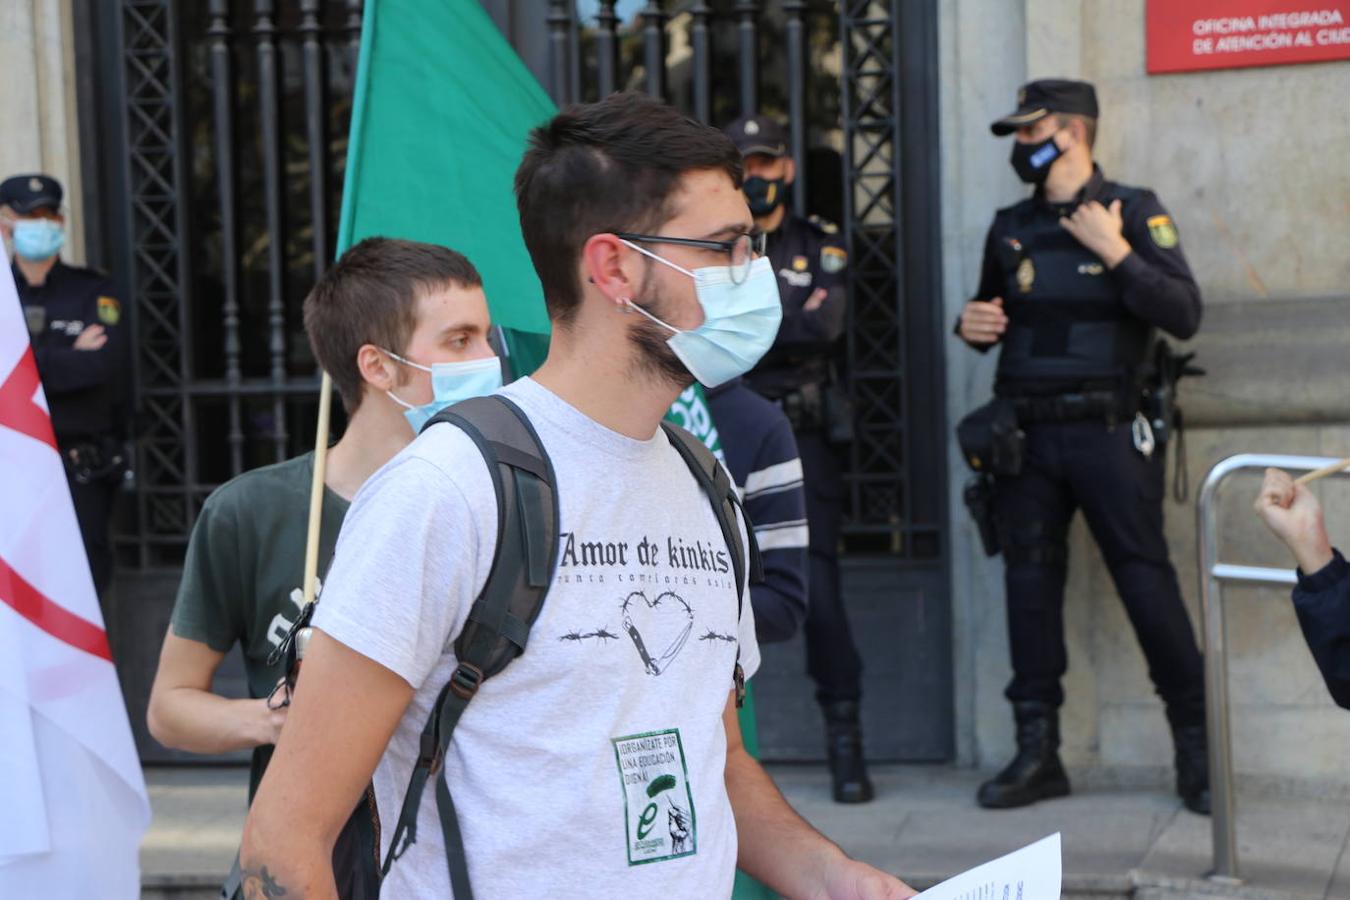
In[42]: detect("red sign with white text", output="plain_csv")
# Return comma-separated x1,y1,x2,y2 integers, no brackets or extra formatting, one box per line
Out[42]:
1147,0,1350,73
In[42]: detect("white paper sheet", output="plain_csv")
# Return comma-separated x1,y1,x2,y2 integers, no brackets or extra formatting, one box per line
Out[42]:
917,833,1062,900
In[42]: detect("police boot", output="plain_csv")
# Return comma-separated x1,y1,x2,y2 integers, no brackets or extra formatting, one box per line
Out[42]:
1171,722,1211,815
822,701,874,804
976,702,1071,809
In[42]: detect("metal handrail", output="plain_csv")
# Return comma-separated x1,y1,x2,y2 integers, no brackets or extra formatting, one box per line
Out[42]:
1197,453,1348,883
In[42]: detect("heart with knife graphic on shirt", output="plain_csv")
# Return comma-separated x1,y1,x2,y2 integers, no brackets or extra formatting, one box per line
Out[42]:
620,590,695,676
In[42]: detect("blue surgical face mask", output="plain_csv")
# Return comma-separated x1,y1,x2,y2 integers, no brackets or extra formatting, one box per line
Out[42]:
12,218,65,261
382,351,503,433
619,240,783,389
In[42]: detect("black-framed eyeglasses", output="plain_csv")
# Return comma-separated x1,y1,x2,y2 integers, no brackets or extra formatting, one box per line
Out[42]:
616,231,767,284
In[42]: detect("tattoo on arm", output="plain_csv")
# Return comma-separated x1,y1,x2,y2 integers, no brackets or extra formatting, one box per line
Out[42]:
241,865,290,899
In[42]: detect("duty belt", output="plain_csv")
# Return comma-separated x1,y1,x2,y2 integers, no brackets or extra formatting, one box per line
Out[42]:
780,383,826,431
1011,390,1129,425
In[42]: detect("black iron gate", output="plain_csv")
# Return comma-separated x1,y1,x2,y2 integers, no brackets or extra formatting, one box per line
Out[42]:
76,0,949,762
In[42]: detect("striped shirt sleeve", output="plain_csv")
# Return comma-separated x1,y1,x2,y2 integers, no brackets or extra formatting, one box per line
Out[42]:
741,417,809,643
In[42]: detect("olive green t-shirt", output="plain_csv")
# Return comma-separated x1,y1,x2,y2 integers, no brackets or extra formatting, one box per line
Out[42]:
169,452,349,797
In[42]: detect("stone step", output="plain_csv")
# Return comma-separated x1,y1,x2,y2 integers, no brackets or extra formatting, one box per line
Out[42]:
146,870,1313,900
139,765,1350,899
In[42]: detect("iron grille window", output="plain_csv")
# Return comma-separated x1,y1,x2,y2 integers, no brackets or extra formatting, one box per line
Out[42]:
108,0,941,568
114,0,361,568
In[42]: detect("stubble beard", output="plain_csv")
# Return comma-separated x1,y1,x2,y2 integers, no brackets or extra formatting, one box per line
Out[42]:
626,274,695,391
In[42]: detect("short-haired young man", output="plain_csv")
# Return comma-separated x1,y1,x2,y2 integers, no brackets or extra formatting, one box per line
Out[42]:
147,237,499,800
240,93,914,899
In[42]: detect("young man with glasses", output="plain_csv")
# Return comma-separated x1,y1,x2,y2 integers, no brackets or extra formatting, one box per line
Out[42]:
239,92,914,900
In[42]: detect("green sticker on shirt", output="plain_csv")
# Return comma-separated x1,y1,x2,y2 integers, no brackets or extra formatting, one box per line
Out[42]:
613,729,697,865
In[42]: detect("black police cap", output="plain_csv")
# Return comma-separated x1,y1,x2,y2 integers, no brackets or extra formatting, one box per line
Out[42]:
0,174,63,215
990,79,1098,136
724,115,788,157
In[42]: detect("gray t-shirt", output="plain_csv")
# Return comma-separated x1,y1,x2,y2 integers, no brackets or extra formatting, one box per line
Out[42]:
314,377,760,899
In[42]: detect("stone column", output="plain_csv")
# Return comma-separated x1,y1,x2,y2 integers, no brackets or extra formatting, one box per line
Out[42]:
0,0,85,264
937,0,1030,767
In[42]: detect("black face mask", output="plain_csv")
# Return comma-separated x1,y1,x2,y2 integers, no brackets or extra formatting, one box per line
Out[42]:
743,176,788,216
1010,133,1063,184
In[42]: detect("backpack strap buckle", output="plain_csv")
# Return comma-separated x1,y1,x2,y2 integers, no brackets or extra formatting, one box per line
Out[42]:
449,662,485,701
417,730,443,774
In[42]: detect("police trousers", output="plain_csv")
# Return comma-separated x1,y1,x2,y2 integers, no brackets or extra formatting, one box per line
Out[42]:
797,428,865,706
58,446,118,605
993,421,1205,727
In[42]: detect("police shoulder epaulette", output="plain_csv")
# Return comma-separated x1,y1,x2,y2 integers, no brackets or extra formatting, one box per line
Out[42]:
997,196,1035,218
66,262,113,285
1102,183,1153,221
1106,180,1147,202
806,214,840,235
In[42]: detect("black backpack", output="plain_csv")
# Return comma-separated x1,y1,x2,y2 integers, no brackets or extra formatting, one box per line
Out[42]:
223,394,761,900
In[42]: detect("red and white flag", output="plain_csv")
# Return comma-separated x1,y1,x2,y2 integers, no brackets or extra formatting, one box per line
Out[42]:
0,243,150,896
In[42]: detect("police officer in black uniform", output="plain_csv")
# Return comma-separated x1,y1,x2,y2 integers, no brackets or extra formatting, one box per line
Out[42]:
957,81,1210,814
3,174,130,603
724,115,873,804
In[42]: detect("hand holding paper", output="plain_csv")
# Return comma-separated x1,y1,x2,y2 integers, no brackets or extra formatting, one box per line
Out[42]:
917,834,1062,900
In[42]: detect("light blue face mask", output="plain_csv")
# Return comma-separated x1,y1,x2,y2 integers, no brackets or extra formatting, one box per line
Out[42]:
620,240,783,389
12,219,65,261
382,351,503,433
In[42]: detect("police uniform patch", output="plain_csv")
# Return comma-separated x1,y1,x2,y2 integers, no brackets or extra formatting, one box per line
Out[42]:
1016,257,1036,293
97,296,121,326
792,255,809,272
1147,215,1178,249
820,246,847,274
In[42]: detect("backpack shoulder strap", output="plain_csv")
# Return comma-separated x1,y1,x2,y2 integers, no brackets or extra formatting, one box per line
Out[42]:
382,395,559,898
659,421,766,602
437,394,558,677
659,421,763,708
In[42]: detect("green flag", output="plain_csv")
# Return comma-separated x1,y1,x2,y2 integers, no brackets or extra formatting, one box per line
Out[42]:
337,0,725,456
337,0,553,338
